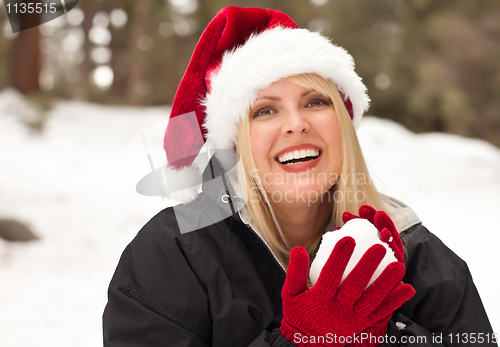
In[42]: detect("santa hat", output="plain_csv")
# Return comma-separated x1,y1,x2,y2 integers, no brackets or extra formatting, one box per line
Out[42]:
163,6,370,203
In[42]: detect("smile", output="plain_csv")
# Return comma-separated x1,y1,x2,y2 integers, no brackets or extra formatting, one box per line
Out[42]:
274,144,323,173
277,149,321,165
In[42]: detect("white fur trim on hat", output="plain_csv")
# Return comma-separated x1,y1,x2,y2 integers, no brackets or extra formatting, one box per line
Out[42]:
202,26,370,152
163,164,202,204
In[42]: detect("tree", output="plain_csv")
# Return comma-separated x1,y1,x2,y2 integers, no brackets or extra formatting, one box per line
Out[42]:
10,1,44,94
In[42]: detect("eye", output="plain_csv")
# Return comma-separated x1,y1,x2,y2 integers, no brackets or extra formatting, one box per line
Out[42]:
253,107,276,118
306,98,330,107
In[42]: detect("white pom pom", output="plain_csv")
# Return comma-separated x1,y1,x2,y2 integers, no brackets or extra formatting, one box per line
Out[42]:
309,219,397,287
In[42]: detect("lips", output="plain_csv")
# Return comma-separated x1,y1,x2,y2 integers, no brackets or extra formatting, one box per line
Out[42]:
274,144,322,173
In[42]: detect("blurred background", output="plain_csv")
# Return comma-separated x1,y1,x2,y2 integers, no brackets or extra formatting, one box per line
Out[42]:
0,0,499,346
0,0,499,145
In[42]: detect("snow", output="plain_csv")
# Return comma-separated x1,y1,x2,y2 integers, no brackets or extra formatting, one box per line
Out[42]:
310,219,397,287
358,117,500,334
0,89,498,345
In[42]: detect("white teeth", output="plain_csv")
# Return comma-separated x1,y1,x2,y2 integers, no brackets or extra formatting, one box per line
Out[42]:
277,149,320,163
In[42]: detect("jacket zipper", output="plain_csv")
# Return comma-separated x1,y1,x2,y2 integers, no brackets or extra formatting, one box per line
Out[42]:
245,223,286,274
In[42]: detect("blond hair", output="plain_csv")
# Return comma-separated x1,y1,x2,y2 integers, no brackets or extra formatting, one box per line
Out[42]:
236,73,397,268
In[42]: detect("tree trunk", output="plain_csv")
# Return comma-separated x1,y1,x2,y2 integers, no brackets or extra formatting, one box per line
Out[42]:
105,0,126,100
125,1,151,106
80,0,100,97
10,23,41,94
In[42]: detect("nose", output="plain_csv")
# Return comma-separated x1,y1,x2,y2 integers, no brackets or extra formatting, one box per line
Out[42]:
283,108,310,135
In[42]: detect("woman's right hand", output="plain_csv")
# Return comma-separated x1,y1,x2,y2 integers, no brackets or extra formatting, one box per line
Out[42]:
279,238,414,347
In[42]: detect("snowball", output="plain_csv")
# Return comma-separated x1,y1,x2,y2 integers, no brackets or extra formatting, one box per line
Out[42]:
309,218,397,287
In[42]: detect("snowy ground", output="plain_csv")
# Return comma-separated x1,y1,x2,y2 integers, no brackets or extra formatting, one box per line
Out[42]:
0,89,498,346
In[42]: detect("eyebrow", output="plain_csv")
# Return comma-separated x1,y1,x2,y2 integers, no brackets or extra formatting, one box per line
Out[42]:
257,89,316,101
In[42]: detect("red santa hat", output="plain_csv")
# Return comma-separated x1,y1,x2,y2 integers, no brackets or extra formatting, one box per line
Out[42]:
162,6,370,203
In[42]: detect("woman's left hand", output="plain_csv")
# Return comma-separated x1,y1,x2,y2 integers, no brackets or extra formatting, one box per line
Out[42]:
342,205,404,263
342,205,410,347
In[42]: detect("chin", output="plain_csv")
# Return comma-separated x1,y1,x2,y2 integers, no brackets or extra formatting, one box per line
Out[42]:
269,185,330,205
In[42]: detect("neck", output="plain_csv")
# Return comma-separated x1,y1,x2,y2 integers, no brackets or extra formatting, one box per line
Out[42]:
272,198,331,249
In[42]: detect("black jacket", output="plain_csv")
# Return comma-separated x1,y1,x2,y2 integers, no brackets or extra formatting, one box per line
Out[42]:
103,168,496,346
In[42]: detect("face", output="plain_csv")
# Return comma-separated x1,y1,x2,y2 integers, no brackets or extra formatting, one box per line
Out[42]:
248,79,342,206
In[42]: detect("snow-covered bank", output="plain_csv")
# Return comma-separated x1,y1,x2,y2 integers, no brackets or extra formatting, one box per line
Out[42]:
0,90,168,347
0,89,498,346
358,117,500,334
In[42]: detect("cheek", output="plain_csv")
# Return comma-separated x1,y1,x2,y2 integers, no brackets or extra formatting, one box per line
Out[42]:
250,124,275,164
330,135,343,170
326,128,342,154
317,115,343,164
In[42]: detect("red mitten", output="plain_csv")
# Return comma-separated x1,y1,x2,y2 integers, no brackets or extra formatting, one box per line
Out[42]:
279,238,414,347
342,205,413,346
343,205,404,265
347,266,413,347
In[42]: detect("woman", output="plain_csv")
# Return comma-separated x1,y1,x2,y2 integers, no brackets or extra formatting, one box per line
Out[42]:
103,7,496,347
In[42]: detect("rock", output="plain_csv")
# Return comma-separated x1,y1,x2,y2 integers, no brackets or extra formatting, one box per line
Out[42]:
0,219,40,242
